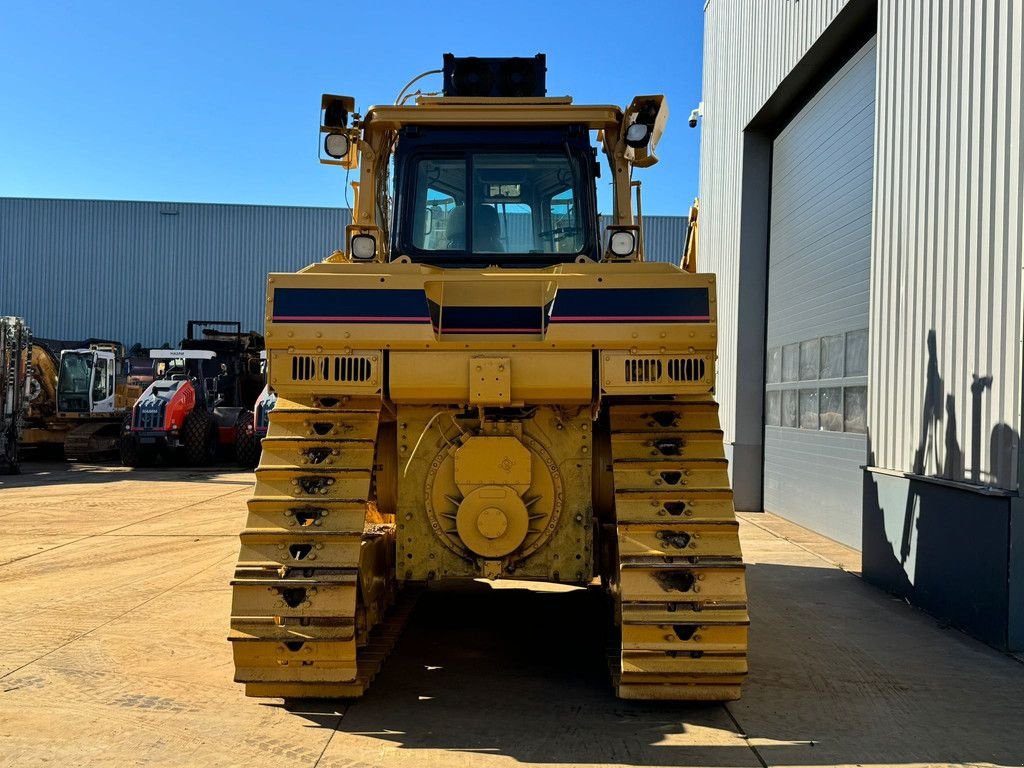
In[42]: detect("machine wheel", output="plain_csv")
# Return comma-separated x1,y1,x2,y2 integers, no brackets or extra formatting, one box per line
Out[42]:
182,410,215,466
119,416,153,467
234,410,261,468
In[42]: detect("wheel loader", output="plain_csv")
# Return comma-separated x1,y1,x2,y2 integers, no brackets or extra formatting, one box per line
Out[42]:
230,54,748,701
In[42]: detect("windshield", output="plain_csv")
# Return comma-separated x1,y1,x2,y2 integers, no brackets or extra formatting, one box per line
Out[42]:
57,353,91,396
405,151,586,258
57,352,94,412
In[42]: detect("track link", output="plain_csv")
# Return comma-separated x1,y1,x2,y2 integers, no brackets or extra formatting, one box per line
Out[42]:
229,395,406,698
608,397,749,700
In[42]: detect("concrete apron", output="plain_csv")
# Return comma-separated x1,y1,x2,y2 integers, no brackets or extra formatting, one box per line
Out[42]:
0,463,1021,767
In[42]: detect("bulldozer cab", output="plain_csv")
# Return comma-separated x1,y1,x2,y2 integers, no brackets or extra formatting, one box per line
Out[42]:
393,126,598,266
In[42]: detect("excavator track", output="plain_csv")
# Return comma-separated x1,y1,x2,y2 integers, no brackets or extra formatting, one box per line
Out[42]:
607,397,749,700
63,420,122,460
229,395,407,699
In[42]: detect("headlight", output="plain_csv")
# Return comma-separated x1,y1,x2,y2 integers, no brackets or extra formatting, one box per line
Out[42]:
609,230,636,257
324,132,349,159
350,234,377,260
625,122,650,148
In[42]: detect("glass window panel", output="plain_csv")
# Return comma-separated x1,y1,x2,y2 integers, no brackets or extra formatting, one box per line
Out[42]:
766,347,782,384
473,153,579,254
820,387,843,431
413,158,465,251
781,389,798,428
799,339,820,380
782,344,800,383
820,334,844,379
409,152,585,257
92,358,110,401
547,188,582,253
844,386,868,433
765,390,781,426
845,329,868,376
799,389,819,429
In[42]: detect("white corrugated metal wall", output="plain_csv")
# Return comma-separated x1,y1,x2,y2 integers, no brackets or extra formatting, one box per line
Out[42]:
701,0,1023,496
0,199,352,347
870,1,1023,490
0,198,688,349
700,0,853,445
763,39,876,548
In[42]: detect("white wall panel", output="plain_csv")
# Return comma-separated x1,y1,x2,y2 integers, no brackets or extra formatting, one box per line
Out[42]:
764,40,876,548
0,198,351,347
700,0,853,444
870,1,1023,490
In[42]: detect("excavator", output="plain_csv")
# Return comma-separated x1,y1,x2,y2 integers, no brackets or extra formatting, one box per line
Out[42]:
20,339,144,460
229,54,748,701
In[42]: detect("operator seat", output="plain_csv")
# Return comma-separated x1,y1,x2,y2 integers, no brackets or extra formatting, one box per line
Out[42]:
445,204,503,252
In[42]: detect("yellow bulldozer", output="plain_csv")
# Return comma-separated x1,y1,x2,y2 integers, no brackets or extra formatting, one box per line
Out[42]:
230,55,748,701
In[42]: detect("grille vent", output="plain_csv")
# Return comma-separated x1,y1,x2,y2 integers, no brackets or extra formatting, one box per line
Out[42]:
624,358,663,383
668,357,705,382
622,356,706,384
289,355,374,383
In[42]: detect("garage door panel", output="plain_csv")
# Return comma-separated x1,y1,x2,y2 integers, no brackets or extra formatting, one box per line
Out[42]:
764,37,876,550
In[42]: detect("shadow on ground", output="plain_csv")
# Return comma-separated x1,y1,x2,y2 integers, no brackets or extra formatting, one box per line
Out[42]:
279,567,1024,767
0,460,252,489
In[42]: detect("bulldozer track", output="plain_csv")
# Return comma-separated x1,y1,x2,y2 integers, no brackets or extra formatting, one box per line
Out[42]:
229,395,405,699
607,397,749,700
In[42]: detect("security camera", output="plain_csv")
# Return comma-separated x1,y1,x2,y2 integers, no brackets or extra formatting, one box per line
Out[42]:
688,102,703,128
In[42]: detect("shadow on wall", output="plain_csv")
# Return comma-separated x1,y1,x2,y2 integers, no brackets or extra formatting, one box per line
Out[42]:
863,329,1019,649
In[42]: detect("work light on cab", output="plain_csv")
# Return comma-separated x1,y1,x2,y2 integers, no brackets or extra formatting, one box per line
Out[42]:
350,234,376,260
324,133,349,159
625,122,650,147
609,229,636,256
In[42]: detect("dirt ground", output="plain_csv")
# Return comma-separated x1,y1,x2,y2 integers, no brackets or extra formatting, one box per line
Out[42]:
0,463,1022,768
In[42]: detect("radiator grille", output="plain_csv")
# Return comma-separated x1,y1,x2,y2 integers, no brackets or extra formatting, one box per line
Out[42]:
667,357,706,382
624,358,663,383
289,355,374,383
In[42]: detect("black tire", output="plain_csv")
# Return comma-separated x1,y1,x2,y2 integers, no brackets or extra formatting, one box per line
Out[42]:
119,415,153,467
182,409,215,466
234,410,261,468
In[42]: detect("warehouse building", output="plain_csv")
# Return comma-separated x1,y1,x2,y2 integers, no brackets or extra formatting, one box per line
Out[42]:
700,0,1022,650
0,197,688,347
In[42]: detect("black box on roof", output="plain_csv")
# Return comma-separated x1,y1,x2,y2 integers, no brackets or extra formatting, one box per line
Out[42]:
442,54,547,98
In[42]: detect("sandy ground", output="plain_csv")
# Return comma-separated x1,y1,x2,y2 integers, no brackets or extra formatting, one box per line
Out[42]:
0,463,1022,768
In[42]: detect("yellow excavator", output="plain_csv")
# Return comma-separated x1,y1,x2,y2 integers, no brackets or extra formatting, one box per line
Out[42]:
230,54,748,701
22,339,143,460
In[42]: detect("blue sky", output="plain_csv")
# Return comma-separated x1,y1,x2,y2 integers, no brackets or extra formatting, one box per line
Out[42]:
0,1,704,216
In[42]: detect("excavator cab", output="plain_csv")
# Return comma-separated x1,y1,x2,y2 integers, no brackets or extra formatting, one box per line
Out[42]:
56,349,117,414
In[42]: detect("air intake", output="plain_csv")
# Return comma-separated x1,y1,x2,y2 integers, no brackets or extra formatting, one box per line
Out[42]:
668,357,706,382
442,54,546,98
624,358,663,383
289,354,375,383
